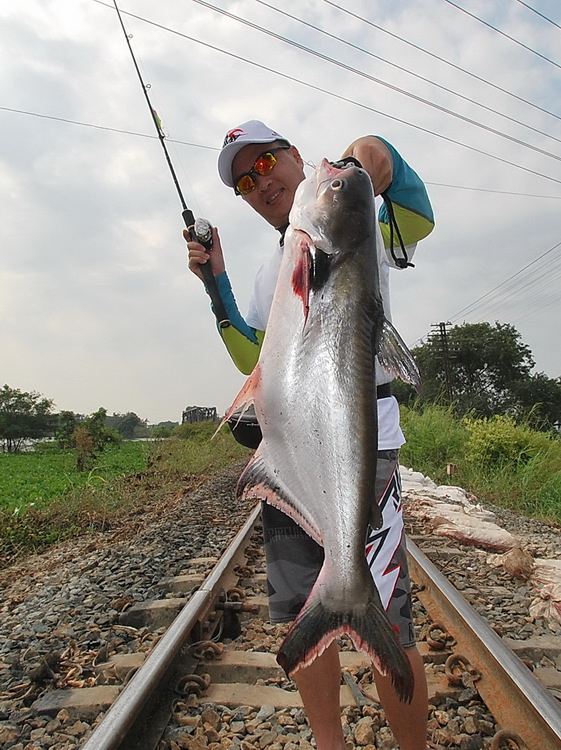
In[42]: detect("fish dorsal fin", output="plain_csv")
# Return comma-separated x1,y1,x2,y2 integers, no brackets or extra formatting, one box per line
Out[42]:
378,319,422,392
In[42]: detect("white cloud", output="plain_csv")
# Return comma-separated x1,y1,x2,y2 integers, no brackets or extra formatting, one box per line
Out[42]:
1,0,560,423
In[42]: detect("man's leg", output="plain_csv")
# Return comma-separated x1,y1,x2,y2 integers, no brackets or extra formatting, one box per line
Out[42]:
261,503,345,750
293,642,347,750
373,644,428,750
367,452,429,749
294,641,427,750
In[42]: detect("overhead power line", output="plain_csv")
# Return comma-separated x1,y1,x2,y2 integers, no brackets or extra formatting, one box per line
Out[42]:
449,238,561,322
188,0,561,164
253,0,561,149
442,0,561,71
5,102,561,199
322,0,561,123
0,105,218,150
425,181,561,199
515,0,561,30
91,1,561,187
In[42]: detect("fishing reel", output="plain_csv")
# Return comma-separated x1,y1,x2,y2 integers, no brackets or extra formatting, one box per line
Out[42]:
191,217,213,252
183,210,213,250
182,211,230,328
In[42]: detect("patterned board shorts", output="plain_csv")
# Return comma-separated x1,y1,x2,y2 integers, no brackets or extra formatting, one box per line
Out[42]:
260,450,416,649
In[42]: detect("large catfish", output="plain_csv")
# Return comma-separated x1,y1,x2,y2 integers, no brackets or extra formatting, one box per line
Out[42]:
224,159,421,702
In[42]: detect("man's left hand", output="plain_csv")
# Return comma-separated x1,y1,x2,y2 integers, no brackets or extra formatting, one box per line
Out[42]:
340,136,393,196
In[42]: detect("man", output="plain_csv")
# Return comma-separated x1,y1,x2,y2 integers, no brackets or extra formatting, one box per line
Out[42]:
186,120,434,750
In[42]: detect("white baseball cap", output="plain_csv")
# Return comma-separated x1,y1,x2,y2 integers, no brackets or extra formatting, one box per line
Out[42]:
218,120,290,188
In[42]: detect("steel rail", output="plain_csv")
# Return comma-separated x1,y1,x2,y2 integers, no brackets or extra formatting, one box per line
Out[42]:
82,503,262,750
407,539,561,750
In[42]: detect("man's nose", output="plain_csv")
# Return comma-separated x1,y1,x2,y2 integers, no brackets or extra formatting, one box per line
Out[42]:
255,172,273,192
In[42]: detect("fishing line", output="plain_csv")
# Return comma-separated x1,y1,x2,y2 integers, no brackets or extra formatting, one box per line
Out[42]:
112,0,230,328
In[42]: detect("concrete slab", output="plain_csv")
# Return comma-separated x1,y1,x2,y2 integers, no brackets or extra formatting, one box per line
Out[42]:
202,671,453,709
32,686,120,719
156,574,205,594
94,652,146,681
118,597,187,629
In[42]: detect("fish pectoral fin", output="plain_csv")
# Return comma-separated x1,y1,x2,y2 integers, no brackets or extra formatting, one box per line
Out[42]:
213,364,261,438
378,319,422,392
237,452,323,546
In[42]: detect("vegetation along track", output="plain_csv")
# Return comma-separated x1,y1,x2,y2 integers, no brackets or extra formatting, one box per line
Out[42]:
1,463,560,750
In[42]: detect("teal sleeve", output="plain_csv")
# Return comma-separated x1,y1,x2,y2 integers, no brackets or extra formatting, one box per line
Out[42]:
206,273,264,375
375,137,435,247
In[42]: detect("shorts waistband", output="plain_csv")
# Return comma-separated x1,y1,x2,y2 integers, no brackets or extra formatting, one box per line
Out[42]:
377,383,392,399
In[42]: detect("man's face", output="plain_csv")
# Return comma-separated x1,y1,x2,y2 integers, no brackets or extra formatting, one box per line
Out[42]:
231,142,305,229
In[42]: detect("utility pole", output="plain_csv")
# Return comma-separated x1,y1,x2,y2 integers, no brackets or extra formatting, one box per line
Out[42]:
429,322,454,401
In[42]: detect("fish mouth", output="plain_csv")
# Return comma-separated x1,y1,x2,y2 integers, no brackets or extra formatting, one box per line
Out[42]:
316,158,363,194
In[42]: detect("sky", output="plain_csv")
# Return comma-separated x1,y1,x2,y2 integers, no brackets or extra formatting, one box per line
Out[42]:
1,0,561,424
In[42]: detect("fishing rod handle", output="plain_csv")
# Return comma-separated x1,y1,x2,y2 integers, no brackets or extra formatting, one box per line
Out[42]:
182,210,231,329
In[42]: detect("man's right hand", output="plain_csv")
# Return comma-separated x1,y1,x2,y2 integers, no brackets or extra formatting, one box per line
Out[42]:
185,226,226,282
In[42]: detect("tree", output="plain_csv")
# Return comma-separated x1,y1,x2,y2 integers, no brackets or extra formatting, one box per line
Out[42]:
55,410,80,449
0,385,55,453
412,322,536,416
71,408,121,471
105,412,147,439
53,407,121,469
508,373,561,430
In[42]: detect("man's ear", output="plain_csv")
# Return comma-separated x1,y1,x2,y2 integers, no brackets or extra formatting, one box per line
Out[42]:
289,145,304,168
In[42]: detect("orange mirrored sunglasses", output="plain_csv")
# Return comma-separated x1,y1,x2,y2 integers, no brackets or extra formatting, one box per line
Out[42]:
234,146,290,195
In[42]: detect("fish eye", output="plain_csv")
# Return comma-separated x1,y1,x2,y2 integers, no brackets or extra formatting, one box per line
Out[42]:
331,178,345,190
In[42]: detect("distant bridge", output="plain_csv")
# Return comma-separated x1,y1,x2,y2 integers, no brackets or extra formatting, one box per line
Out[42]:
181,406,218,424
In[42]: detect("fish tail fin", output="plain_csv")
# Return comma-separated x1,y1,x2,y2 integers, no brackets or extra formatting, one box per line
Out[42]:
379,319,422,393
277,589,414,704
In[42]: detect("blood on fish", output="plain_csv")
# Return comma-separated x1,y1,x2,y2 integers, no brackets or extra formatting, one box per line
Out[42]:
291,240,311,321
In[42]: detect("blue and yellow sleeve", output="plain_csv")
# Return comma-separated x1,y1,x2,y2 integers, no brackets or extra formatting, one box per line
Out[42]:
207,273,264,375
376,137,434,248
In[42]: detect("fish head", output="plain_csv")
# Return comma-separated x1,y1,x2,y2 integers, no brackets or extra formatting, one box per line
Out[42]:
289,158,376,255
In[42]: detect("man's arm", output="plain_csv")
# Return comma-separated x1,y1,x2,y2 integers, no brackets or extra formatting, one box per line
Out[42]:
341,135,435,251
213,273,264,375
186,227,263,375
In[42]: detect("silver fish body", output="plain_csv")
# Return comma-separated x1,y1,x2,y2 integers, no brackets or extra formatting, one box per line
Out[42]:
226,159,419,702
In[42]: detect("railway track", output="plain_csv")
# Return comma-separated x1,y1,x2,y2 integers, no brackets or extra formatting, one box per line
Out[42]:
2,465,560,750
19,500,558,750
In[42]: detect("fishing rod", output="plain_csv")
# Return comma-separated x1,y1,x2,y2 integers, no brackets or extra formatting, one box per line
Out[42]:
112,0,230,328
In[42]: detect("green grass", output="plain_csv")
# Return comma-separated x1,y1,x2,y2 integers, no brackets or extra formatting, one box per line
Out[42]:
400,402,561,524
2,411,560,570
0,424,251,568
0,441,150,512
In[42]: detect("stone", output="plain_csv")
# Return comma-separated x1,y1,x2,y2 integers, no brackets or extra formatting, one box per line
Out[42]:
353,716,375,745
0,723,20,744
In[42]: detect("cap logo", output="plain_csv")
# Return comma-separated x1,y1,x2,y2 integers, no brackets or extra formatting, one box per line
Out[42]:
223,128,245,147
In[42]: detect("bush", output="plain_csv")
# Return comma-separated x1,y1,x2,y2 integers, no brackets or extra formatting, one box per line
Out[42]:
173,420,219,442
399,401,467,483
464,414,551,467
399,403,561,523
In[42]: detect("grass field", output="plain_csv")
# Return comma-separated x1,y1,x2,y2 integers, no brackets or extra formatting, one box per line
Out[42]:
400,403,561,523
1,410,559,570
0,441,150,512
0,424,251,567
